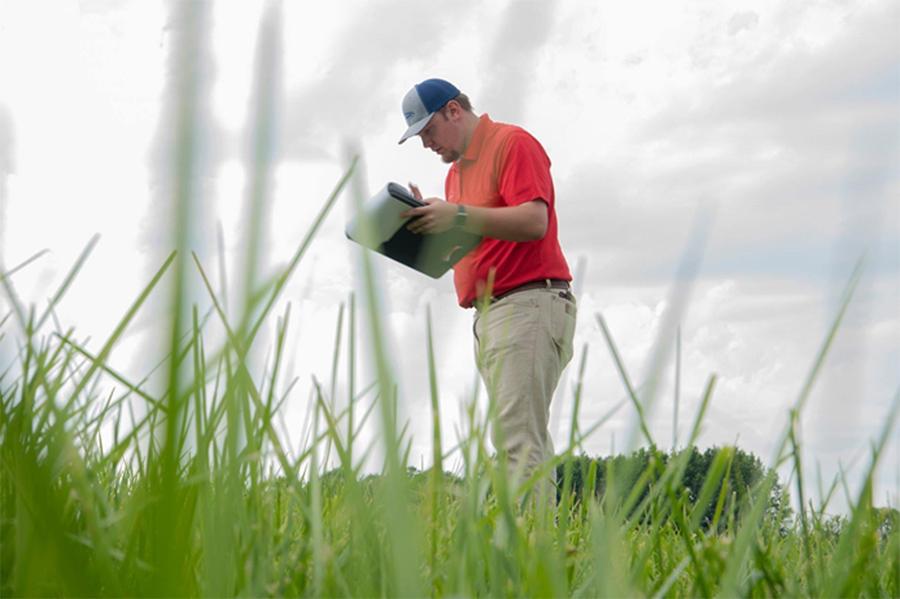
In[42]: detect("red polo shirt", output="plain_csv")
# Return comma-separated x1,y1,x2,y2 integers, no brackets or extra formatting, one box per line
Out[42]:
445,114,572,308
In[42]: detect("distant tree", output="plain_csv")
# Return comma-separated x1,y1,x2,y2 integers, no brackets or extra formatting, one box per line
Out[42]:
820,513,848,541
874,506,899,541
766,480,793,536
555,445,785,532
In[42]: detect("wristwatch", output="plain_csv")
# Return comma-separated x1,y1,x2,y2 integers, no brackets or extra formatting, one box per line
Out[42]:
454,204,468,229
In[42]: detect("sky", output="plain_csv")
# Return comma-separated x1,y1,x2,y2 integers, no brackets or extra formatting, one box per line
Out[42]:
0,0,898,513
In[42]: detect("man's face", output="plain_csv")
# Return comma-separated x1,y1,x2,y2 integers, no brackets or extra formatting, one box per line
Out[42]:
418,106,462,163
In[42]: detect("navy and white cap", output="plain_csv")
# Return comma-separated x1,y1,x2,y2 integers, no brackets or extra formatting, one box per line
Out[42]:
398,78,460,144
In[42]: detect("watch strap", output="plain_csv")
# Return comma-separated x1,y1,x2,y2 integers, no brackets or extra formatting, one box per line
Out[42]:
454,204,467,228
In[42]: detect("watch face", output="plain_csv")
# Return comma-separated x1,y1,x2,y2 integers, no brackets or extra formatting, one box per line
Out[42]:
455,205,467,227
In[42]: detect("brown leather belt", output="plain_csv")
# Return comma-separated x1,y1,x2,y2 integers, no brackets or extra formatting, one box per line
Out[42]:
490,278,572,304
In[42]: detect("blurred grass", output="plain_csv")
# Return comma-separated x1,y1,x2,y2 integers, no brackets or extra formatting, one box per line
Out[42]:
1,147,897,599
1,2,898,597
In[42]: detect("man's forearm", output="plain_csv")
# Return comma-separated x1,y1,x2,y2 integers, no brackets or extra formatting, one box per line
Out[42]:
463,200,548,242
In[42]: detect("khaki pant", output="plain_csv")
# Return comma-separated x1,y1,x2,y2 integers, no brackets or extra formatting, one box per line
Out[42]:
473,286,577,488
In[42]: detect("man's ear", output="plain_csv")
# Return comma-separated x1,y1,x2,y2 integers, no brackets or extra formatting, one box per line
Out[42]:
445,100,462,120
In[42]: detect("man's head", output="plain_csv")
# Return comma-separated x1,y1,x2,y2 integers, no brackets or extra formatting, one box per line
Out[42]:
398,78,476,163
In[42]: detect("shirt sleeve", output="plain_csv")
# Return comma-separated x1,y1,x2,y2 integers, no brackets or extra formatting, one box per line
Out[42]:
497,131,553,208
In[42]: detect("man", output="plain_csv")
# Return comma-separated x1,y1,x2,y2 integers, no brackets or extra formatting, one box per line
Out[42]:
398,78,576,489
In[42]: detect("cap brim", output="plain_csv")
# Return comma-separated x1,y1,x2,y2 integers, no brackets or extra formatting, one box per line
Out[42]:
398,113,434,144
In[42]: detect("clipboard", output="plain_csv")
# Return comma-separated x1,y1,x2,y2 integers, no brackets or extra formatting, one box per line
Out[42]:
346,182,482,278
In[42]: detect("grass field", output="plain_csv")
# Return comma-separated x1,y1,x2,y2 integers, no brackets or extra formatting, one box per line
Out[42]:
2,4,897,595
1,161,897,596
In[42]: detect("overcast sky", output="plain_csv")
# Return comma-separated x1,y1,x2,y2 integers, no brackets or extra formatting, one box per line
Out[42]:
1,0,897,512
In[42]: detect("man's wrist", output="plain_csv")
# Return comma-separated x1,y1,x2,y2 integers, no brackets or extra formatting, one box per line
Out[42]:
454,204,468,229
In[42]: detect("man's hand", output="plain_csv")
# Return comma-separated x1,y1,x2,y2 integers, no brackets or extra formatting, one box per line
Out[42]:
401,182,457,235
400,182,549,240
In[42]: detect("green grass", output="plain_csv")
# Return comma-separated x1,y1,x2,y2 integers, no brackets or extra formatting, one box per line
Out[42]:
1,4,897,595
1,180,897,596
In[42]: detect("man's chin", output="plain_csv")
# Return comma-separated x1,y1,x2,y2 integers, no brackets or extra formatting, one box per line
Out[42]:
441,151,460,163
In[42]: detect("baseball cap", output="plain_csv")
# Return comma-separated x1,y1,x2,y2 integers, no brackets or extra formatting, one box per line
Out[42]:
398,78,460,144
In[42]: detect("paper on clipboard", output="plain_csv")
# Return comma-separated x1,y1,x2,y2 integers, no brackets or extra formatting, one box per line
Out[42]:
345,183,417,246
345,182,482,279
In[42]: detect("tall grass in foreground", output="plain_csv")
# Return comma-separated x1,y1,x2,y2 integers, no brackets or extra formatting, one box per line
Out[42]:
1,189,898,596
2,4,898,596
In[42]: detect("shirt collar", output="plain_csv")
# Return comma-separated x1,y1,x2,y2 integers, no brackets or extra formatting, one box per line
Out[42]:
460,114,493,162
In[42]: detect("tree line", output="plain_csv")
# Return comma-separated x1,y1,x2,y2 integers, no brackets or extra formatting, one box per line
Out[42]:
552,445,791,532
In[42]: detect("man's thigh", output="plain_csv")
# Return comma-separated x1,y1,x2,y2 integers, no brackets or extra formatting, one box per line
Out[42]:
473,288,576,449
